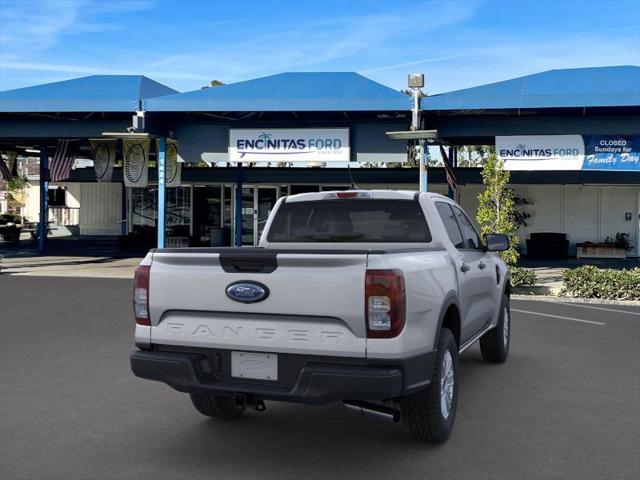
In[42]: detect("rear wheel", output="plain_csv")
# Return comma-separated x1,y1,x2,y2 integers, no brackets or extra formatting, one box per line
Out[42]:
189,392,246,419
401,328,458,443
480,294,510,363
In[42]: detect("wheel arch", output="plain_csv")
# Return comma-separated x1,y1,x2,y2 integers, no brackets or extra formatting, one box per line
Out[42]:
435,294,462,349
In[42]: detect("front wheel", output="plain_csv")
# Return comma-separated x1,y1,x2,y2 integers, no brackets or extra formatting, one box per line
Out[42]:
189,392,246,419
480,294,510,363
401,328,458,443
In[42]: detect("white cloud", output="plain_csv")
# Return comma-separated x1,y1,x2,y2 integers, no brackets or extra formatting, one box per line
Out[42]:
134,1,484,90
360,56,459,74
0,60,209,81
0,0,153,57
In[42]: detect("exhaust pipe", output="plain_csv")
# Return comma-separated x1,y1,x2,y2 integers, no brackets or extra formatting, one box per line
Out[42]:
343,400,400,423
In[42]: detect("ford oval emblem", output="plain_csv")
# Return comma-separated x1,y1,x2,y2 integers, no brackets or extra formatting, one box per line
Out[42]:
226,281,269,303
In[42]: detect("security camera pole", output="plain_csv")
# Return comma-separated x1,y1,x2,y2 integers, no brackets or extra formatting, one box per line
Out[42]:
408,73,426,192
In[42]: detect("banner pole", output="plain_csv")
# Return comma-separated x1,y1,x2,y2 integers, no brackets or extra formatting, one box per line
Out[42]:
157,137,166,249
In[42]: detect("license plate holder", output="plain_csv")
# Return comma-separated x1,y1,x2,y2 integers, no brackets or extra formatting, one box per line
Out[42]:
231,351,278,381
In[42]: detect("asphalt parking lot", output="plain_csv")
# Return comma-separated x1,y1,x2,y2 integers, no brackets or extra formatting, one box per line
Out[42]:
1,276,639,480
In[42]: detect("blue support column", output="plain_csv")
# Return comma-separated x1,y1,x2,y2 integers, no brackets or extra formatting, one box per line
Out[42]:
420,140,428,192
451,146,458,200
38,145,48,254
157,137,166,249
234,162,243,247
447,146,454,199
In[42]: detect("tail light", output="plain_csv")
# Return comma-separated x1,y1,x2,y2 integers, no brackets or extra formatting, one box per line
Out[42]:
365,270,406,338
133,265,150,326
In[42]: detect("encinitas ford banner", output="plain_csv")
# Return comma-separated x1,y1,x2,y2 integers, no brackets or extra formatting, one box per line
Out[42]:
497,135,640,171
229,128,350,162
496,135,584,170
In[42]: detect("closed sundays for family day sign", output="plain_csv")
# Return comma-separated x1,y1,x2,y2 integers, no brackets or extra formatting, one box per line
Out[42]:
497,135,640,171
229,128,350,162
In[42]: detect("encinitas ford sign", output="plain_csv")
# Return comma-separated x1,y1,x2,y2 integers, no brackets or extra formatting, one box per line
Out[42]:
497,135,640,171
229,128,350,162
497,135,585,170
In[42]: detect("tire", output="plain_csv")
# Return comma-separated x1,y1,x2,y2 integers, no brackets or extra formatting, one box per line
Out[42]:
480,294,510,363
401,328,458,443
189,392,247,419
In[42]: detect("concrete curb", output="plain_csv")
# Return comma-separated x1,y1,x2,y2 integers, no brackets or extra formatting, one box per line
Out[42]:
512,285,559,296
511,293,640,306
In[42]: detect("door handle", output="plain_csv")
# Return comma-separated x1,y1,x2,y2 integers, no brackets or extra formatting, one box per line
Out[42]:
478,262,487,269
460,263,470,273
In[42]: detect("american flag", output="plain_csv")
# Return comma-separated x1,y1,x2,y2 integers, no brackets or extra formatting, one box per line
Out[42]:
49,140,78,182
0,156,12,181
439,145,458,191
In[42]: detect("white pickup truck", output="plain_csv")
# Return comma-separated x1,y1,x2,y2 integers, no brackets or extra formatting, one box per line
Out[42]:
131,190,511,442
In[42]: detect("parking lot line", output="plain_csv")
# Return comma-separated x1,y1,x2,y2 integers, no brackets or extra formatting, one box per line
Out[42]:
557,303,640,316
512,308,607,326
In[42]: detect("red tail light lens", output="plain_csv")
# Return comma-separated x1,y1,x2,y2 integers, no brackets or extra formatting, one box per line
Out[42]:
365,269,406,338
133,265,150,326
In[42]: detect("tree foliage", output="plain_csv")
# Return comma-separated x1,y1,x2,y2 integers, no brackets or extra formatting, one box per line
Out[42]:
201,79,225,89
476,153,519,265
457,145,495,167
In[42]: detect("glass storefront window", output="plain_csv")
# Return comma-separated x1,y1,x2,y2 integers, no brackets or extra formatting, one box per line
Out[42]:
166,187,191,246
193,186,224,246
290,185,320,195
166,187,191,228
131,187,157,229
224,186,232,229
130,186,191,246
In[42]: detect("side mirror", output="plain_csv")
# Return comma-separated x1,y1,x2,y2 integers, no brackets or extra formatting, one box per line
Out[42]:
485,233,510,252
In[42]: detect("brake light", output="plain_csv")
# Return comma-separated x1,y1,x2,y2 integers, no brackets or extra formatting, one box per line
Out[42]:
133,265,150,326
365,269,406,338
324,191,371,199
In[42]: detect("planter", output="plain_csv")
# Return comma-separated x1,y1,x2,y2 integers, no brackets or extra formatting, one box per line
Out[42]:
576,243,627,259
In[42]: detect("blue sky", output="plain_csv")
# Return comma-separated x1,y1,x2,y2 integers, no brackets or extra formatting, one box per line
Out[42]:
0,0,638,94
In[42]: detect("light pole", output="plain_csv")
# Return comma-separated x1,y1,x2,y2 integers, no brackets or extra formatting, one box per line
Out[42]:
408,73,426,192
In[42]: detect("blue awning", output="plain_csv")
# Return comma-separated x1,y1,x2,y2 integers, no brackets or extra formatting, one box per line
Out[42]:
0,75,178,113
422,66,640,111
145,72,411,112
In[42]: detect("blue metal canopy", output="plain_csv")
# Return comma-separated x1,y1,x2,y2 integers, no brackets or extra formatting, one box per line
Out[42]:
0,75,178,113
145,72,411,112
422,66,640,111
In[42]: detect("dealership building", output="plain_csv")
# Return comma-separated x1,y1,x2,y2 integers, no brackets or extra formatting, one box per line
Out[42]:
0,66,639,257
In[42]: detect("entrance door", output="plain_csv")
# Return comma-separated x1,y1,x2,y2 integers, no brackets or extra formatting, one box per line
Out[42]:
240,187,254,245
235,186,280,246
257,187,278,240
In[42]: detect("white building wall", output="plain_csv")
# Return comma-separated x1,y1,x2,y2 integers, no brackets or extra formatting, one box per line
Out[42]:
562,185,599,254
78,182,122,235
457,183,640,257
64,184,81,208
22,182,40,222
599,187,639,255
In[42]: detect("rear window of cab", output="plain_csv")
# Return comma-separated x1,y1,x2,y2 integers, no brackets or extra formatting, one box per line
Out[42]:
267,199,432,243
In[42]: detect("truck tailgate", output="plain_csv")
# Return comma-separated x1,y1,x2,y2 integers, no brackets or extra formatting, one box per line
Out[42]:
148,249,368,357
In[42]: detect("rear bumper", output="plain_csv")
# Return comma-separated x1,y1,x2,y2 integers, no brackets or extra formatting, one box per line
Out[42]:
130,348,435,405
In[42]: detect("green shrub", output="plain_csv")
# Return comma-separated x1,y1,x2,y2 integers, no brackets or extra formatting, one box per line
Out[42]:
509,266,537,287
561,265,640,300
